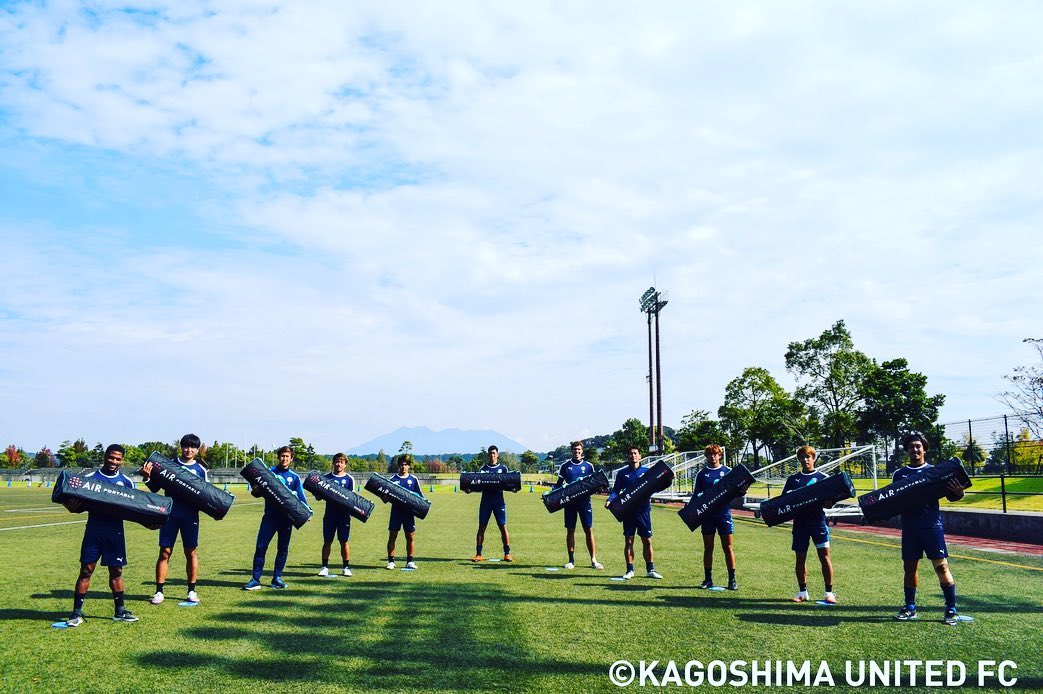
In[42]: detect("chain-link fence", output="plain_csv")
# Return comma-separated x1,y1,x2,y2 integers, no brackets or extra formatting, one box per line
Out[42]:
935,412,1043,475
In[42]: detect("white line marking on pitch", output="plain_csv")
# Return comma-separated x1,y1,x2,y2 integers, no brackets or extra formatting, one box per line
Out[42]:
0,520,87,532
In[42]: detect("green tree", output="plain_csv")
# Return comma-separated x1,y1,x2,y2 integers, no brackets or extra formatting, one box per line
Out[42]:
604,418,649,462
288,437,322,470
960,437,987,475
785,320,873,447
857,358,945,457
520,450,540,472
446,454,465,472
56,439,91,468
675,410,731,453
469,447,489,472
718,367,796,468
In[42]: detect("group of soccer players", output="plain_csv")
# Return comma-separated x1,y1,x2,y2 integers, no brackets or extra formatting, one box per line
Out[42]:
59,431,966,627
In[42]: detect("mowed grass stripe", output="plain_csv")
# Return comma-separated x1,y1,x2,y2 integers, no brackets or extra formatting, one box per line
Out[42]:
1,487,1040,692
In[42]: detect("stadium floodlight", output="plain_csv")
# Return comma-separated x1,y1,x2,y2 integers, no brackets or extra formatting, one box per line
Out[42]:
639,287,657,312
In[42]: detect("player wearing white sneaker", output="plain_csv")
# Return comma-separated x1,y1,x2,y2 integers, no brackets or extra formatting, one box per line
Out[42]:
386,561,396,570
605,446,661,579
792,590,810,603
553,442,601,571
342,567,352,577
405,561,418,570
563,561,575,570
784,447,837,605
316,454,354,578
186,590,199,603
141,434,208,608
622,570,635,580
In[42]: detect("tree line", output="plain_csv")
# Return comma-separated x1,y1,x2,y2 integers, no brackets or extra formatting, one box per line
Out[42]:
549,321,1043,474
6,321,1041,473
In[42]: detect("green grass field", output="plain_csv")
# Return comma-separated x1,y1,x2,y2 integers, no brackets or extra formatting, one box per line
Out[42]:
1,486,1041,692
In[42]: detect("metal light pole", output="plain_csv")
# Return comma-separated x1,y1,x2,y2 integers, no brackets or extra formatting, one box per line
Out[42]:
654,294,667,452
639,287,668,454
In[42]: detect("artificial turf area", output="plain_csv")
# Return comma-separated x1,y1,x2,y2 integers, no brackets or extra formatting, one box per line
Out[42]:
1,485,1041,692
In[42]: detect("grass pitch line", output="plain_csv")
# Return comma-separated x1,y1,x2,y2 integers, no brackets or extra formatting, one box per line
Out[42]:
0,520,87,532
832,532,1043,572
4,507,59,512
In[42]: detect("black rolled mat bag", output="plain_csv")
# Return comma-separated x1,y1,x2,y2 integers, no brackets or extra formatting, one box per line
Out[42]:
677,464,754,531
143,452,234,520
303,472,375,523
606,461,675,521
759,471,856,528
364,474,432,520
51,469,173,529
542,469,609,514
460,471,522,493
240,458,313,529
858,457,972,523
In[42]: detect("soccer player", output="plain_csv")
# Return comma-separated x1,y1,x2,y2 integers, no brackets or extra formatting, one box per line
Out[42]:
893,432,965,625
318,452,354,577
243,445,309,590
470,445,513,563
386,455,424,570
605,445,662,579
142,433,207,605
693,444,737,590
552,441,603,570
62,444,139,626
783,446,837,605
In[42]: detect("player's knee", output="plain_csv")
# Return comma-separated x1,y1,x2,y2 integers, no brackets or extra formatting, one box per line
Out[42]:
158,547,173,560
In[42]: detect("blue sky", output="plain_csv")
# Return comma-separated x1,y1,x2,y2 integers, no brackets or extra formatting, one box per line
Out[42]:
2,1,1041,453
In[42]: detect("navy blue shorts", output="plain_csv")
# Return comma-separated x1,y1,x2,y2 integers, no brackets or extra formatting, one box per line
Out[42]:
701,515,734,537
80,525,127,567
902,526,948,561
564,501,593,530
622,510,653,538
791,521,830,553
389,508,416,533
323,512,351,544
478,499,507,527
158,509,200,549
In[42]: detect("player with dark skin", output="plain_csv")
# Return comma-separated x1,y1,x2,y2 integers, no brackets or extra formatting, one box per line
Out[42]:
65,445,139,624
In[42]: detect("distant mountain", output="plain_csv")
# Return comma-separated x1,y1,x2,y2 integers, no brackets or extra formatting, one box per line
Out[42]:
345,426,531,456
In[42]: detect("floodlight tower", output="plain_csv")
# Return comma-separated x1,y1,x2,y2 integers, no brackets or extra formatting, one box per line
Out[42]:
639,287,668,453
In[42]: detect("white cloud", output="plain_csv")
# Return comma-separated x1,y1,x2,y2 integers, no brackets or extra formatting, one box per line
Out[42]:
1,1,1042,451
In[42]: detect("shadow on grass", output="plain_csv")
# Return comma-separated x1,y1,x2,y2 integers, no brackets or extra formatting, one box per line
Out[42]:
135,581,604,689
736,612,843,627
0,608,68,621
